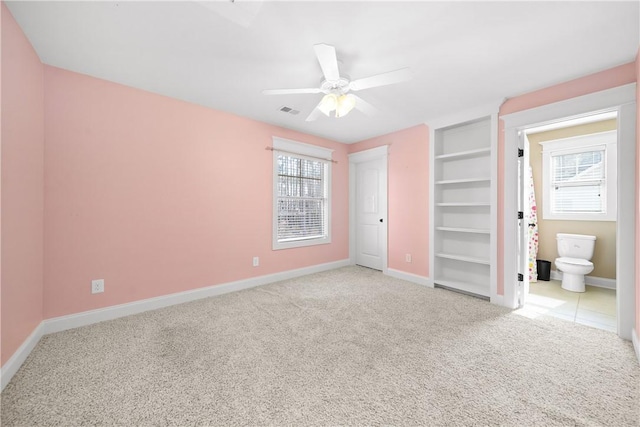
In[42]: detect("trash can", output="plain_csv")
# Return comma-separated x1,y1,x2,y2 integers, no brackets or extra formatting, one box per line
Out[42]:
537,260,551,281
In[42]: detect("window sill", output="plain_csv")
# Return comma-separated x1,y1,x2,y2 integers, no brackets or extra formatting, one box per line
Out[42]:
272,236,332,250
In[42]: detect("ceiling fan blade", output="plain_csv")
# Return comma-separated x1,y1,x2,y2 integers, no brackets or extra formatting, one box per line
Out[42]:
305,99,325,122
262,88,322,95
351,95,380,116
305,107,323,122
349,68,412,91
314,43,340,82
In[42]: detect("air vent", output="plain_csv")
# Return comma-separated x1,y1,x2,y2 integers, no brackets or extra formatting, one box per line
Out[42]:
279,106,300,115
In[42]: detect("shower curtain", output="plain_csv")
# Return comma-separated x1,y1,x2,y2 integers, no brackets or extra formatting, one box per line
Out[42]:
528,165,539,282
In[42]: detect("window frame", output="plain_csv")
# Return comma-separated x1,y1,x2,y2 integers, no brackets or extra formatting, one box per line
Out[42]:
272,137,333,250
540,130,617,221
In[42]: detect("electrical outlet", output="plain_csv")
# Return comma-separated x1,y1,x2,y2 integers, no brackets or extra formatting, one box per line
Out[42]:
405,254,412,263
252,257,259,267
91,279,104,294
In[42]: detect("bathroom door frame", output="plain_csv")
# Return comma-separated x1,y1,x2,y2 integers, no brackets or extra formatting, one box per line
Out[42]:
501,83,636,340
515,130,531,308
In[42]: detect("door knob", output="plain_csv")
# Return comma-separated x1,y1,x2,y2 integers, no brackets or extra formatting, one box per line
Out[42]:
379,219,384,223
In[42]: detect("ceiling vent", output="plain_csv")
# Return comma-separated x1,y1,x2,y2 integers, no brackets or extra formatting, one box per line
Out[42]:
279,106,300,115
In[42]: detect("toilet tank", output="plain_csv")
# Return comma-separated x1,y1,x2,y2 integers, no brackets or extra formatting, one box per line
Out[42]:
556,233,596,260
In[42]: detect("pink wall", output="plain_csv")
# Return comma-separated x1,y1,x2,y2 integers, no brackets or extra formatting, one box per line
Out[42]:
496,62,637,296
349,125,429,278
43,66,348,319
1,3,45,365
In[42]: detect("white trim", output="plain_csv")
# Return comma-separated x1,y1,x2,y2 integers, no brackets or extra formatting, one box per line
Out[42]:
632,329,640,365
525,111,618,134
348,145,389,274
0,259,349,391
501,84,636,340
385,268,432,287
549,270,617,290
1,323,45,391
428,124,435,302
585,275,616,290
272,136,334,160
489,112,499,304
501,84,636,129
614,102,636,340
43,259,349,335
348,145,388,163
427,100,504,130
490,295,504,306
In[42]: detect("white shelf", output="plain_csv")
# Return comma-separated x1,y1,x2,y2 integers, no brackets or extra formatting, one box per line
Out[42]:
435,252,490,265
435,147,491,160
433,278,490,297
436,202,490,207
436,226,490,234
435,177,490,185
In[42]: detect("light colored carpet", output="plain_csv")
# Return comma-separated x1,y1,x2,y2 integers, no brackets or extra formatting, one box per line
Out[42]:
2,266,639,426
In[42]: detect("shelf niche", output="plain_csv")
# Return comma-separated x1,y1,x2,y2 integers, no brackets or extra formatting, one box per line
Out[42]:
429,113,497,300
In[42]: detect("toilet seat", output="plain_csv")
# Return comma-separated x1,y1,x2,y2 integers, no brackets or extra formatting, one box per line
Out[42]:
556,257,593,267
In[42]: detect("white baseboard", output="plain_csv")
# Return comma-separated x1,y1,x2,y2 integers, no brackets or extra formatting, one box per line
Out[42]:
1,323,44,391
548,270,616,290
2,259,350,391
385,268,432,287
633,329,640,365
43,259,350,335
585,275,617,290
490,295,505,306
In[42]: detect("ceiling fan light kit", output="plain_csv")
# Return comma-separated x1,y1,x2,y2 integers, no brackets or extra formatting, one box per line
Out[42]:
319,93,356,118
263,43,411,121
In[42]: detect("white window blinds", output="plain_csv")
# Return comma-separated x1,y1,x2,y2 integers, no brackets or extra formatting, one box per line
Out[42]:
271,137,332,250
276,154,327,242
550,148,605,214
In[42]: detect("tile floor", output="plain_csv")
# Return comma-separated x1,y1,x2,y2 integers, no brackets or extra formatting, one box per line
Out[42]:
515,279,616,332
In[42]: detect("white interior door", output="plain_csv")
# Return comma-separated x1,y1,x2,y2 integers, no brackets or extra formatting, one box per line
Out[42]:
355,157,387,270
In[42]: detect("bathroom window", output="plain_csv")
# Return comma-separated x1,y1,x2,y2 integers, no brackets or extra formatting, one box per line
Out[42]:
540,130,616,221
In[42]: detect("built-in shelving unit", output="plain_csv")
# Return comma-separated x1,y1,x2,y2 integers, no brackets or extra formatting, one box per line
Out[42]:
429,111,498,300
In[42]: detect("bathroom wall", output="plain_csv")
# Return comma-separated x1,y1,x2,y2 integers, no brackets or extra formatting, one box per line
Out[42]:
527,119,617,280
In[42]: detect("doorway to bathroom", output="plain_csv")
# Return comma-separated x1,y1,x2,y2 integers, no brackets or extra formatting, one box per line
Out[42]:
517,112,618,332
501,83,636,340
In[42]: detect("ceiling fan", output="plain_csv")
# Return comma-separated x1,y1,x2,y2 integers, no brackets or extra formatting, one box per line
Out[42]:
263,44,412,122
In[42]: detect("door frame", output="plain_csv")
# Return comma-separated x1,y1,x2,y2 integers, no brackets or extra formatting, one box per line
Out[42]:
501,83,636,340
349,145,389,273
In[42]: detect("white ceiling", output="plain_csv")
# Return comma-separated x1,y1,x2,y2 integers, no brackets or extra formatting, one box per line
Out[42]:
6,1,639,143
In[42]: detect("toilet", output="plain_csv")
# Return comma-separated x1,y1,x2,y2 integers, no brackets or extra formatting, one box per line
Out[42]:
554,233,596,293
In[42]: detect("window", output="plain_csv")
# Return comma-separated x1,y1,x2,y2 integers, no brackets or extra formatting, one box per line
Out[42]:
540,130,616,221
272,137,332,250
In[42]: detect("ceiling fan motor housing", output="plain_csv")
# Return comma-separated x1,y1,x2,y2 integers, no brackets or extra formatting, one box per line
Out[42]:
321,77,350,95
